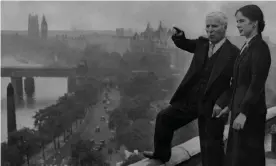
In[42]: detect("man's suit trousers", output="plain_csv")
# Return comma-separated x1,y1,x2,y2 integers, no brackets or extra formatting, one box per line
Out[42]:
153,105,226,166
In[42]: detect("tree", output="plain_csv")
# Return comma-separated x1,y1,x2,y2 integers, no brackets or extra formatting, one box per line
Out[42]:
159,75,179,92
1,142,24,166
122,72,159,98
81,151,106,166
143,53,173,77
124,95,153,121
122,52,145,71
121,153,145,166
7,128,45,165
71,140,106,166
108,108,130,130
117,119,154,152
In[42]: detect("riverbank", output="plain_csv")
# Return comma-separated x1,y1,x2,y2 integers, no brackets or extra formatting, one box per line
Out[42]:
1,60,68,142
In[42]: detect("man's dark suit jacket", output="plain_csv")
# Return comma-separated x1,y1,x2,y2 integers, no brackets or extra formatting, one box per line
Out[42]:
229,34,271,117
170,35,240,116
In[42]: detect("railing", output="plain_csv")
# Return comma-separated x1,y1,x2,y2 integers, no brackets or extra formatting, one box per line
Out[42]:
130,106,276,166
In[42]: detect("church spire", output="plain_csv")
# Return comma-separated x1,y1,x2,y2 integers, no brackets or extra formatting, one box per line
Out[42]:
158,20,163,31
41,14,48,39
42,15,47,24
146,22,151,30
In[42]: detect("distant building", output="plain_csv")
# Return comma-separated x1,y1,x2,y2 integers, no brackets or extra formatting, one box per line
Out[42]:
130,21,174,53
124,28,134,37
116,28,124,36
28,13,39,38
41,15,48,39
28,13,48,39
115,28,134,38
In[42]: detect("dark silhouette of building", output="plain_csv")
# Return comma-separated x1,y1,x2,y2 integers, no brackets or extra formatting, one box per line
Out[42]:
41,15,48,39
28,13,39,38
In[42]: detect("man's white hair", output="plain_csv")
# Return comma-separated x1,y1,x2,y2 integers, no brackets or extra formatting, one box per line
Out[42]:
206,11,228,27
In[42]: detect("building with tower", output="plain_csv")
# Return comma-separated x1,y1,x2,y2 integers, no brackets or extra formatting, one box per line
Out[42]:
27,13,48,39
28,13,39,38
130,21,174,53
41,15,48,39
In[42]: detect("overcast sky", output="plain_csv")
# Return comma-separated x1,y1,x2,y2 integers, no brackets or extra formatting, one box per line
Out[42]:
1,1,276,43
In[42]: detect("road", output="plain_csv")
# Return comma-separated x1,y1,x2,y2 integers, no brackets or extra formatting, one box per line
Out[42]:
43,88,121,165
80,88,122,166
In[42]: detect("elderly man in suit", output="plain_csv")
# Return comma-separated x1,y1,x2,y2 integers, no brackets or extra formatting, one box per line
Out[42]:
143,12,240,166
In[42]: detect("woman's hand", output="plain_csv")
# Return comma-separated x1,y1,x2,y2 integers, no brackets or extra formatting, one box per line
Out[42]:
216,106,230,118
232,113,247,130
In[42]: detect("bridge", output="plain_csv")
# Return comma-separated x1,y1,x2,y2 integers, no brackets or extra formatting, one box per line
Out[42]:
1,67,76,77
1,66,81,105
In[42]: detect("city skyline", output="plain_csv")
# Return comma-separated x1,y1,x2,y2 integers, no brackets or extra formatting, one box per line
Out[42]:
2,1,276,43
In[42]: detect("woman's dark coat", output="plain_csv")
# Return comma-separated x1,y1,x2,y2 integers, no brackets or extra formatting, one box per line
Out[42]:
225,34,271,166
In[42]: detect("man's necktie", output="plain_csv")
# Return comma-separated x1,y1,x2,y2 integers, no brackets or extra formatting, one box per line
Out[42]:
208,43,215,58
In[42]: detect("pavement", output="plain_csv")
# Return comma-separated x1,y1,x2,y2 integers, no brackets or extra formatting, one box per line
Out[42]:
80,88,122,166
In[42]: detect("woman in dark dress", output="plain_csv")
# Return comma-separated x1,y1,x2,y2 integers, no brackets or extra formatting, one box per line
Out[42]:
219,4,272,166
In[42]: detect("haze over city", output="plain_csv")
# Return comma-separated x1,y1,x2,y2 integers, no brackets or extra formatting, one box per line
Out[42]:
2,1,276,43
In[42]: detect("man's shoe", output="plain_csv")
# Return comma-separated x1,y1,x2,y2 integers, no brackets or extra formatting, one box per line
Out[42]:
143,151,169,163
143,151,155,159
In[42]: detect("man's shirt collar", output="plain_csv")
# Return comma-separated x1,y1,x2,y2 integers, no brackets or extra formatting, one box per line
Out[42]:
209,37,226,54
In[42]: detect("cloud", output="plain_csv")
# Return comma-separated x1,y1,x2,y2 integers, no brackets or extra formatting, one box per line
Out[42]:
1,1,276,43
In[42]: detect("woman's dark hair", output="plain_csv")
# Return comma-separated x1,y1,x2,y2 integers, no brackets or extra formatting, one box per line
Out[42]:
235,4,265,34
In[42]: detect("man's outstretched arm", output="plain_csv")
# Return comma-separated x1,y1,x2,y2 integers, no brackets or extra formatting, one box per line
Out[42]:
171,30,197,53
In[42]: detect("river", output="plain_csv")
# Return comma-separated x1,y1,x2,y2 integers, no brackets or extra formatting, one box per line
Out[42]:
1,56,67,142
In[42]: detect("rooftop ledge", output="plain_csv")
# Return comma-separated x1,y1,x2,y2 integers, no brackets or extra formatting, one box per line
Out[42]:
130,106,276,166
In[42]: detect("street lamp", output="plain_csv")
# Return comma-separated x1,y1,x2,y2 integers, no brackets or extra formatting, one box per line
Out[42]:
40,141,45,161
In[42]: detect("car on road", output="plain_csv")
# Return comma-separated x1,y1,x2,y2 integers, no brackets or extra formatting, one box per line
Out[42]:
109,135,115,141
89,139,95,144
95,126,100,133
104,108,109,113
100,140,106,146
93,145,102,151
100,116,106,121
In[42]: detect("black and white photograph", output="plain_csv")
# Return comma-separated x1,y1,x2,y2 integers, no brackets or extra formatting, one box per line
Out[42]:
1,1,276,166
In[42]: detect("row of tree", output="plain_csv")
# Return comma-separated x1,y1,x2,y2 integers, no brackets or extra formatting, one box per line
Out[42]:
70,140,109,166
1,80,102,166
